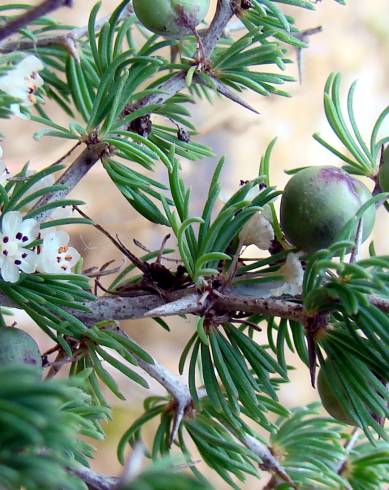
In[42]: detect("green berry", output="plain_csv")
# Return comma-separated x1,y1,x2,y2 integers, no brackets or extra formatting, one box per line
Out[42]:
280,166,376,253
133,0,210,37
378,146,389,192
317,359,355,425
0,327,42,374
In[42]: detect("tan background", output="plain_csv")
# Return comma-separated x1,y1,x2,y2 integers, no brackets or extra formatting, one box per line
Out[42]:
1,0,389,488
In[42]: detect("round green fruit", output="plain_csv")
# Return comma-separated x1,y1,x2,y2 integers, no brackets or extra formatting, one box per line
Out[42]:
133,0,210,37
0,327,42,374
378,146,389,192
280,166,376,253
317,360,355,425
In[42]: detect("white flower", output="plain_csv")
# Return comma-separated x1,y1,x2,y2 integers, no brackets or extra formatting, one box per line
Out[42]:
0,55,44,115
270,253,304,297
0,211,39,283
239,209,275,250
37,230,80,274
0,145,10,186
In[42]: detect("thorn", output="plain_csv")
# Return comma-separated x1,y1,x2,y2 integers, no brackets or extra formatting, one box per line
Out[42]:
169,401,186,446
115,235,150,275
307,332,317,388
197,75,260,114
156,234,171,265
294,26,323,84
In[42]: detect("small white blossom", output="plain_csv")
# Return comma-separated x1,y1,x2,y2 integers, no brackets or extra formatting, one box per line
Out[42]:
239,210,275,250
0,55,44,115
270,253,304,297
0,145,10,186
37,230,80,274
221,184,275,250
0,211,39,283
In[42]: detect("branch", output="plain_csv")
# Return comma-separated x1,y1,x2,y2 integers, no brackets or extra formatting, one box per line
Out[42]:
71,465,118,490
103,323,192,445
101,326,294,487
131,337,294,485
70,289,305,323
34,142,107,223
30,0,236,216
243,435,296,488
202,0,234,57
1,282,388,323
335,428,361,475
0,3,134,57
0,0,74,44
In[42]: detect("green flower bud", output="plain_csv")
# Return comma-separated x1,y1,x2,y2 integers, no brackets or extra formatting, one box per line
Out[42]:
317,360,355,425
0,327,42,375
280,166,376,253
133,0,210,37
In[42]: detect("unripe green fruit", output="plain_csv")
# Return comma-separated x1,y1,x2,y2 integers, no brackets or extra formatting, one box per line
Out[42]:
378,146,389,192
0,327,42,374
133,0,210,37
317,360,355,425
280,166,376,253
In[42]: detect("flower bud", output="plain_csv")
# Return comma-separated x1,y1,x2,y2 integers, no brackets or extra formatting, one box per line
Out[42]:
133,0,210,37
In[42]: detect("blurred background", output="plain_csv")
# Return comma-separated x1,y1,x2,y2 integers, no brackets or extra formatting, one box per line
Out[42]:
1,0,389,487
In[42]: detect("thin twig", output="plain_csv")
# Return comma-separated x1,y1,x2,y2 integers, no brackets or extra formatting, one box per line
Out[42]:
33,142,107,223
105,325,192,447
100,324,294,486
0,0,74,44
45,349,68,379
50,141,82,166
335,428,361,475
295,26,323,84
202,0,234,57
349,219,363,264
71,466,118,490
116,443,145,488
0,3,134,55
243,435,296,488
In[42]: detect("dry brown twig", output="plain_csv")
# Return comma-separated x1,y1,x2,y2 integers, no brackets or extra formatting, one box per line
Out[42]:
0,0,74,44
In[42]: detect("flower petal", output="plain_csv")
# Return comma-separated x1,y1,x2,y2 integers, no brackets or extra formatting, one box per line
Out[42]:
270,253,304,297
17,55,44,76
10,104,27,118
2,211,23,237
18,249,38,274
1,259,20,283
19,218,40,244
65,246,81,268
43,230,69,250
239,212,274,250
